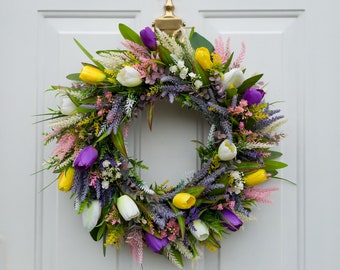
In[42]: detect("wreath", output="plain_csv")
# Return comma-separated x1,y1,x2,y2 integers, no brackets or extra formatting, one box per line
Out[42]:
41,24,287,268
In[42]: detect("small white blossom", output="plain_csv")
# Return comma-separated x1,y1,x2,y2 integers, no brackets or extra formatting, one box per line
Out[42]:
101,180,110,189
169,65,178,73
194,80,203,89
177,60,185,69
179,67,188,79
188,72,196,79
102,160,111,168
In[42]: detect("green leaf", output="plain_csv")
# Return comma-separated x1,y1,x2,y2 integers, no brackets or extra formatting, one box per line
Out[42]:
66,73,81,81
265,151,283,160
147,101,155,131
238,73,263,94
169,202,186,240
223,52,234,72
235,161,262,171
190,32,214,53
202,235,221,249
111,127,128,157
158,45,173,65
180,186,205,197
193,61,209,86
166,246,184,269
264,160,288,170
208,174,229,196
73,38,105,70
89,223,106,241
118,23,143,46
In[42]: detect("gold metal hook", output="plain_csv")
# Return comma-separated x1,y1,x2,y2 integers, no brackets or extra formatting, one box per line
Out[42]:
153,0,185,36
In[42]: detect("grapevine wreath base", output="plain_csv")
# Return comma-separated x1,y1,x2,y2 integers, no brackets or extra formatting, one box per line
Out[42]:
42,24,287,268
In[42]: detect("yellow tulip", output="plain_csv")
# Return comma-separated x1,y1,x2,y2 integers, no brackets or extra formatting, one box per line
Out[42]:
79,65,106,85
195,47,213,70
58,167,75,192
172,193,196,209
244,169,268,186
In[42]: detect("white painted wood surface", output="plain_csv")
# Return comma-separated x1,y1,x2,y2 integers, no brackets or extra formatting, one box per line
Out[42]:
1,0,339,270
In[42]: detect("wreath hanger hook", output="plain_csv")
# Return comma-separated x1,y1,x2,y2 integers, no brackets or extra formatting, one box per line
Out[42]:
152,0,185,36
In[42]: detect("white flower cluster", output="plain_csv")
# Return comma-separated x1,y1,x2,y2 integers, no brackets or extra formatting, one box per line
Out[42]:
169,55,203,89
230,170,245,194
101,160,122,189
95,51,125,70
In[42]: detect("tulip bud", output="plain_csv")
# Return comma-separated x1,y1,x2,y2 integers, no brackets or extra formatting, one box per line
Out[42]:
79,65,106,85
172,193,196,209
189,219,209,241
195,47,213,70
217,139,237,161
117,195,140,221
221,68,245,89
116,66,142,87
82,200,102,231
58,167,75,192
60,96,77,115
243,87,265,106
244,169,268,186
73,145,98,172
140,27,157,51
221,209,243,232
145,232,169,253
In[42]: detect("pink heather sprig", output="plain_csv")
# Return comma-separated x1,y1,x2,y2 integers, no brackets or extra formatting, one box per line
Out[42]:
243,186,280,203
214,36,227,64
133,53,164,85
43,127,63,142
233,42,246,68
122,40,150,59
52,133,77,160
125,228,144,265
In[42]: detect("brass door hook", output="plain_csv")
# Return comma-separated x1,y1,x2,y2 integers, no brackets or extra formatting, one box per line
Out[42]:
153,0,185,36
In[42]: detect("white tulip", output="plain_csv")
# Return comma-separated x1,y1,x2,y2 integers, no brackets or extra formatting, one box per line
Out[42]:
190,219,209,241
221,68,245,89
82,200,101,231
116,66,142,87
60,96,77,115
117,195,140,221
218,139,237,161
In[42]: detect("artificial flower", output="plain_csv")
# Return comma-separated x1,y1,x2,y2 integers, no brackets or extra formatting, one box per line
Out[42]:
140,27,157,51
73,145,98,172
221,68,245,89
217,139,237,161
145,232,169,253
58,167,75,192
172,193,196,209
82,200,102,231
244,169,268,186
195,47,213,70
243,87,265,106
116,66,142,87
189,219,209,241
221,209,243,232
60,96,77,115
117,195,140,221
79,65,106,85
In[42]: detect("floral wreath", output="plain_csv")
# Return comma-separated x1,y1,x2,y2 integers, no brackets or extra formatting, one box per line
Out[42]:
42,24,287,268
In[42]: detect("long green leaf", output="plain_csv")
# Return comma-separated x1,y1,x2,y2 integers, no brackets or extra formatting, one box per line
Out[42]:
264,160,288,170
169,202,186,240
118,23,143,46
111,127,128,157
66,73,81,81
73,38,105,70
147,101,155,131
180,186,205,197
238,74,263,94
190,32,214,52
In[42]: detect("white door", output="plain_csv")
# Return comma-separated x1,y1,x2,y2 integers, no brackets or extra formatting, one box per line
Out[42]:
1,0,340,270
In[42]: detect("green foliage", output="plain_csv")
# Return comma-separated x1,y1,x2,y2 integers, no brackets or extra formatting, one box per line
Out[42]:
189,31,214,53
118,23,143,46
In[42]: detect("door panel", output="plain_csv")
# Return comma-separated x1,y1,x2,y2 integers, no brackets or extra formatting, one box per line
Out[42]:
4,0,339,270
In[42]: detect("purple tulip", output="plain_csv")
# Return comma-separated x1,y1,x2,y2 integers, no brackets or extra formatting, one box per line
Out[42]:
243,87,265,106
140,27,157,51
221,209,243,232
145,232,169,253
73,146,98,172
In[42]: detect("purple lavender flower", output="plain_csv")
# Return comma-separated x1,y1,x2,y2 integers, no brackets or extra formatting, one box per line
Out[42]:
140,27,157,51
243,87,265,106
221,209,243,232
73,146,98,172
145,232,169,253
